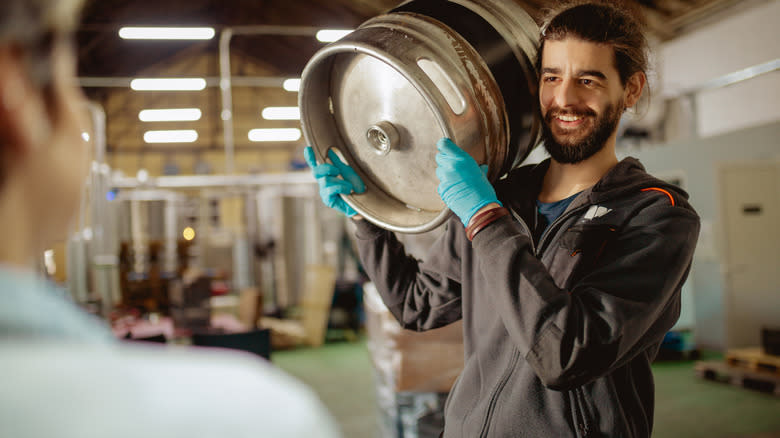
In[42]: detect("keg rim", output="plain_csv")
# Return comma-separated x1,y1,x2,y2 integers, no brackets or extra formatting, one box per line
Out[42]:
300,37,455,234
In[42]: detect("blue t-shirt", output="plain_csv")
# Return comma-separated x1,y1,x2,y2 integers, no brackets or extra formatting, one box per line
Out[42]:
536,191,581,231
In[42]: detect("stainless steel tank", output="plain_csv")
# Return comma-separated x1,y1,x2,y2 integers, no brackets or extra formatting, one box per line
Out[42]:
300,0,540,233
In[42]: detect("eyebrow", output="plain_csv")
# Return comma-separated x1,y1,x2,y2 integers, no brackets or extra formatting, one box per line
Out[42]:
576,70,607,79
540,67,607,80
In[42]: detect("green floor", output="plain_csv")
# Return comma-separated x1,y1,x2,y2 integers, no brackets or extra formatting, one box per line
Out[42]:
274,339,780,438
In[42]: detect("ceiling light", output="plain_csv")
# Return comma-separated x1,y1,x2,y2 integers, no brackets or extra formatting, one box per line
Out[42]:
131,78,206,91
261,106,300,120
119,27,215,40
283,78,300,92
316,29,353,43
139,108,202,122
144,130,198,143
248,128,301,142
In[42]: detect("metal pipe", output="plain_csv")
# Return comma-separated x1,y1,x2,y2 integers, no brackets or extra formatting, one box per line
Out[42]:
218,25,320,175
112,172,316,189
219,28,235,174
79,76,290,88
666,58,780,98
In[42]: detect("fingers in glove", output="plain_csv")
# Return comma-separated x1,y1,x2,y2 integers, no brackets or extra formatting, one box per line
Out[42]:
327,149,366,193
436,137,468,160
303,146,318,168
321,177,356,198
311,162,341,179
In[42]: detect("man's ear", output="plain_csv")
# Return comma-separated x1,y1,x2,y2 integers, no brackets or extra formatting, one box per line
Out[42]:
623,71,646,109
0,45,50,156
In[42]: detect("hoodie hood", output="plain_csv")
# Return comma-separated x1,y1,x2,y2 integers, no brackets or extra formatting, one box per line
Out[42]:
499,156,691,209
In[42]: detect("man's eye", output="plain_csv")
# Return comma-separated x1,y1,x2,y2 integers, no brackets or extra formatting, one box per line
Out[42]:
581,79,593,85
543,76,557,83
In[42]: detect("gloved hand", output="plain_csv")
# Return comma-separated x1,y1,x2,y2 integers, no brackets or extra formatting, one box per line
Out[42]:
435,137,501,226
304,146,366,217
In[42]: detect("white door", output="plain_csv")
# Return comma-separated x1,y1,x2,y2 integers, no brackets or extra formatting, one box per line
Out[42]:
720,161,780,349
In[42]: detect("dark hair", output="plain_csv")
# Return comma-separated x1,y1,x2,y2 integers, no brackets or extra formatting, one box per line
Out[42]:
537,1,649,86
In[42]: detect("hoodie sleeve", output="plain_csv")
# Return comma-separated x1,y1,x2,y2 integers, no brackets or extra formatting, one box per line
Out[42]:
471,197,701,390
353,217,464,331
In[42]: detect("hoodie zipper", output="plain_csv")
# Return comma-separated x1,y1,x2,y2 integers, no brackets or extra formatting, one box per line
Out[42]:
478,348,520,438
535,203,590,256
509,208,536,254
507,203,596,437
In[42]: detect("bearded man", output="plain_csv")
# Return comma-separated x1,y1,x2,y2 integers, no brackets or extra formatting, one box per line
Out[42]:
307,2,700,436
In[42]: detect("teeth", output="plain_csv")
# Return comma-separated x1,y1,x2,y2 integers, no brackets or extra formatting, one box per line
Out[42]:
557,115,581,122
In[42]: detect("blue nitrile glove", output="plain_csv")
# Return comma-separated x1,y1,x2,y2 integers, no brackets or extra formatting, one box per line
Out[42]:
435,138,501,226
304,146,366,217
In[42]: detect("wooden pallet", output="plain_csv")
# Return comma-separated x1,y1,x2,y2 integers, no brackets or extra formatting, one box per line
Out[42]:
726,347,780,375
695,360,780,396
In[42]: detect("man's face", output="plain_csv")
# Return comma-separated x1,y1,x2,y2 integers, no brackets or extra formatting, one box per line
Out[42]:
538,38,628,164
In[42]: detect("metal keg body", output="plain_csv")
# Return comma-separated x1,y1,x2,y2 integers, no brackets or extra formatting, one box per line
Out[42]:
300,1,539,233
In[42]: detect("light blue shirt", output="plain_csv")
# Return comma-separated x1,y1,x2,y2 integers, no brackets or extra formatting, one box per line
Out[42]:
0,266,344,437
0,266,115,343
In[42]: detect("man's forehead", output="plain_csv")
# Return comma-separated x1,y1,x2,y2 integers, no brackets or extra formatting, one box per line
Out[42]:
540,38,617,73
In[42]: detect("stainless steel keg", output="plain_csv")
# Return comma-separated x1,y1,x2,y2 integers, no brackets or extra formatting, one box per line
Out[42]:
300,0,540,233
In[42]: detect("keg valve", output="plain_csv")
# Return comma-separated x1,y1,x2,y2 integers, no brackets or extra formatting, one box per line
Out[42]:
366,121,398,156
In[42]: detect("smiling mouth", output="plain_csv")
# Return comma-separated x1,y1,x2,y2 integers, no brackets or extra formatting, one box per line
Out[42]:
553,114,588,128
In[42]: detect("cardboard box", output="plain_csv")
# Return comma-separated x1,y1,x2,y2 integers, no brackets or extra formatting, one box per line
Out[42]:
364,282,464,393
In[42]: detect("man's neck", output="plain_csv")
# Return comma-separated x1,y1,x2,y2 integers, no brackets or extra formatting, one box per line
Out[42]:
539,140,618,203
0,178,40,268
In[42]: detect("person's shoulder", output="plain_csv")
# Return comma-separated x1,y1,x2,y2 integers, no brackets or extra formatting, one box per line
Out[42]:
0,342,343,438
0,267,115,343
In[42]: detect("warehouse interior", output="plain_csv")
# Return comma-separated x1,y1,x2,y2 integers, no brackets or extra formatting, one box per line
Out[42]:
2,0,779,436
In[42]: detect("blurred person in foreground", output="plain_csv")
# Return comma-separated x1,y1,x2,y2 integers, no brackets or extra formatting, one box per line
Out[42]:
0,1,341,437
306,1,700,437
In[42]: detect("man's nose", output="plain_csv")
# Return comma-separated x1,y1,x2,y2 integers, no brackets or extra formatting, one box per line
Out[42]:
554,79,579,108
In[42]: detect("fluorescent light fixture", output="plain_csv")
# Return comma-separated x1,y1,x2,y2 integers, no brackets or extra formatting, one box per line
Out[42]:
119,27,215,40
139,108,202,122
283,78,300,92
248,128,301,142
261,106,300,120
316,29,353,43
144,129,198,143
130,78,206,91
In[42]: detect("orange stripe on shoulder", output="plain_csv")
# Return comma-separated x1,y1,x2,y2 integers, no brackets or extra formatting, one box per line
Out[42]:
641,187,675,206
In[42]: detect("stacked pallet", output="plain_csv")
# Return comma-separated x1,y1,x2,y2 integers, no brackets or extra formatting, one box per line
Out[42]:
695,347,780,395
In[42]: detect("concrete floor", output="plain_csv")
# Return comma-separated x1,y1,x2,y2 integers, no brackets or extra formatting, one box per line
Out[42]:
273,339,780,438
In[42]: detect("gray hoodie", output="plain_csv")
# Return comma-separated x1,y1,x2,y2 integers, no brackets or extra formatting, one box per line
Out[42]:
354,157,700,438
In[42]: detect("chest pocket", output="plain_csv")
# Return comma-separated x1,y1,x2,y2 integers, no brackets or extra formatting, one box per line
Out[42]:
549,223,618,289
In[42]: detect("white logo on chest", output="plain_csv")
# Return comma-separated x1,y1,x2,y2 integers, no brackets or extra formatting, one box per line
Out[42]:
583,205,613,220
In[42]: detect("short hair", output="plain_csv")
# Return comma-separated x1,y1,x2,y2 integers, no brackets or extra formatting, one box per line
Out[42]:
0,0,84,87
537,1,649,86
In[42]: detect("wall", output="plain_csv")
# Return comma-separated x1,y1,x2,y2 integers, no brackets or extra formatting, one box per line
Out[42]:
619,121,780,349
658,0,780,139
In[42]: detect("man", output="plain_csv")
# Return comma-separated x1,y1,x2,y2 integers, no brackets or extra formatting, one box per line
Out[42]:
306,1,700,437
0,1,341,437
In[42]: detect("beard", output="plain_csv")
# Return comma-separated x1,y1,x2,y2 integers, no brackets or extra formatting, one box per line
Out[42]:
540,100,624,164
